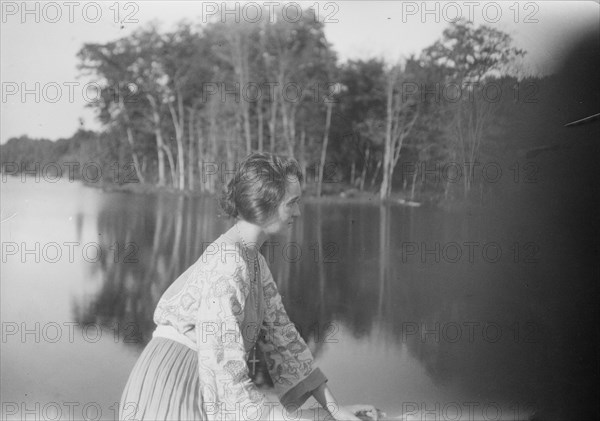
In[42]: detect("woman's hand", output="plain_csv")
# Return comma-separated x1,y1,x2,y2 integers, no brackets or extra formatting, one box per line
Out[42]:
311,384,380,421
332,404,380,421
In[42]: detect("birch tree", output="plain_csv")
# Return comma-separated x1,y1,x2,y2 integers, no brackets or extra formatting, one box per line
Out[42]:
420,19,525,197
379,64,419,200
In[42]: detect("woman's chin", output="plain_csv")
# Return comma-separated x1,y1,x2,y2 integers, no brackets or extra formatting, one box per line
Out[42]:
277,223,294,235
277,224,292,233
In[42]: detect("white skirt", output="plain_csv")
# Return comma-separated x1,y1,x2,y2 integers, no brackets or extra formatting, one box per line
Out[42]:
119,337,203,420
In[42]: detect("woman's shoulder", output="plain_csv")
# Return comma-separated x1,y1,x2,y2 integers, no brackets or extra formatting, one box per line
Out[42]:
153,236,253,324
195,235,248,277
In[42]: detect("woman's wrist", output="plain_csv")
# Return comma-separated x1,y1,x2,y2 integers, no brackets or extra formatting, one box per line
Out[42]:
312,384,338,414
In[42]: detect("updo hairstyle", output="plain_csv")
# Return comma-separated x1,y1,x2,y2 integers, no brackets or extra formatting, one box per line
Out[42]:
219,152,303,226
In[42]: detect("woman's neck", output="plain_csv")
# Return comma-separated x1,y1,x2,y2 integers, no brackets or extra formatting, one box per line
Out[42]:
230,219,266,256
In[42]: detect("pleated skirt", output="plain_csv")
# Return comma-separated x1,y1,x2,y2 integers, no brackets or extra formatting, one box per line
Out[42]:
119,337,203,421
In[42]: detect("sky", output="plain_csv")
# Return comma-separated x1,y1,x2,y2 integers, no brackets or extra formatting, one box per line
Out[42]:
1,1,599,144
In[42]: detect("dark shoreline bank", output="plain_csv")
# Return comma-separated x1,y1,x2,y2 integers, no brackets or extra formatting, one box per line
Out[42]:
1,173,488,213
84,179,486,213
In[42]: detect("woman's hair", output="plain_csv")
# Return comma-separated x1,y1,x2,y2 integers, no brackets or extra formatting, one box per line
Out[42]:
219,152,303,225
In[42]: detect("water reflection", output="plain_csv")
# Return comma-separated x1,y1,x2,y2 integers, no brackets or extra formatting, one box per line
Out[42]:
63,180,595,419
72,192,230,347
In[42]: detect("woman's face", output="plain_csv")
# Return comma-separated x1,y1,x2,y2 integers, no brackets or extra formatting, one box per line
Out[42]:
263,176,302,235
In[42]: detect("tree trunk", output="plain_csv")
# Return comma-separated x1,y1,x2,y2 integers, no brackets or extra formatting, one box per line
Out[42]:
164,145,177,188
187,108,195,191
243,100,252,155
118,97,145,183
168,90,186,191
232,32,252,155
389,111,418,197
124,126,145,184
281,103,290,155
287,106,297,157
380,72,394,200
147,94,166,186
359,146,370,191
208,99,218,193
197,113,205,193
316,101,333,198
371,159,382,189
299,128,307,189
410,165,418,201
268,93,277,153
257,94,264,152
380,66,418,200
225,124,234,167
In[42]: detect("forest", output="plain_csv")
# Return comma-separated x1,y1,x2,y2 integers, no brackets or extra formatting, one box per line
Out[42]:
1,6,551,205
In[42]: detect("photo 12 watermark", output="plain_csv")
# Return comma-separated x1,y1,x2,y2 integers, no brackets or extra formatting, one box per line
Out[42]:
201,240,340,265
400,81,540,104
398,321,539,344
399,241,540,264
0,320,341,345
2,401,112,421
200,1,340,24
2,81,139,104
1,161,140,184
399,161,540,186
400,1,540,24
200,81,344,104
1,241,139,264
1,1,140,24
1,321,143,345
400,400,537,421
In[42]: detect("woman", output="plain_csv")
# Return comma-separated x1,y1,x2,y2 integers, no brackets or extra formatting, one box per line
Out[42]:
119,152,377,420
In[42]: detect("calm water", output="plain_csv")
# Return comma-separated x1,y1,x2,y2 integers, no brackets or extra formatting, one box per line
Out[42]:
1,172,597,421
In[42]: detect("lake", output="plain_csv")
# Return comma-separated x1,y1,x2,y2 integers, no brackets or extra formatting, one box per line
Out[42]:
1,168,597,421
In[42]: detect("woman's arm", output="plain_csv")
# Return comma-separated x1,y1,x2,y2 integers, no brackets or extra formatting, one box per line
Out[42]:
311,383,337,413
257,257,328,407
195,270,267,420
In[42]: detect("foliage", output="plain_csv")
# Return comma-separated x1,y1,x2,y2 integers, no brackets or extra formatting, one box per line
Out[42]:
4,16,531,205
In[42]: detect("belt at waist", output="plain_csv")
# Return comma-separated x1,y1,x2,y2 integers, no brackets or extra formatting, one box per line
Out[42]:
152,324,197,351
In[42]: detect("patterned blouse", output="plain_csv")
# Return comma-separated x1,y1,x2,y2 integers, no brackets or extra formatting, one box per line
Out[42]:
153,235,327,420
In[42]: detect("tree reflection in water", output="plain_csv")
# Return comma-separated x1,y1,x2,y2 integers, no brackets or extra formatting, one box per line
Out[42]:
72,187,594,418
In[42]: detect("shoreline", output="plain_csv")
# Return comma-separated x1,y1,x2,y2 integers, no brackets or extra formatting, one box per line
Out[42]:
92,180,386,205
91,180,496,214
94,181,494,214
2,174,485,212
86,180,439,208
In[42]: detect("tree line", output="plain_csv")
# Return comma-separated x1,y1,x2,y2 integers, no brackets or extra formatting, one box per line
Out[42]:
2,7,542,204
